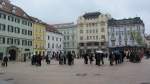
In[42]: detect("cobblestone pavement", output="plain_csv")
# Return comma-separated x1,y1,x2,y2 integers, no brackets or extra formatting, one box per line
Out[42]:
0,58,150,84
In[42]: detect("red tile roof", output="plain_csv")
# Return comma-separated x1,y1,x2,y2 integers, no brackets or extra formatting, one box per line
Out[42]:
46,25,62,34
0,0,32,20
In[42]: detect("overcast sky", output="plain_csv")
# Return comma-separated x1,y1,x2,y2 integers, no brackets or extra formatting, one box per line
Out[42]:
11,0,150,34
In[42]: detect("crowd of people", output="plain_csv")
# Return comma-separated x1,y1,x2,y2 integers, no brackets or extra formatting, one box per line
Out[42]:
31,51,76,66
0,48,146,67
82,48,145,66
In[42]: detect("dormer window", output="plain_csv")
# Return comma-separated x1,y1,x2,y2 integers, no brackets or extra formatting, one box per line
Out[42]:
0,4,3,8
23,14,27,17
13,6,16,10
12,10,16,14
2,2,5,5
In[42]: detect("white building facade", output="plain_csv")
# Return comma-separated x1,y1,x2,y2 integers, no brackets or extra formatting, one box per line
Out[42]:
77,12,111,55
0,0,33,61
54,23,78,56
46,25,63,56
108,17,145,48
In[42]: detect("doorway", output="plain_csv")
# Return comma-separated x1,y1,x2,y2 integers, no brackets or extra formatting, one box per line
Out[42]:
9,49,16,61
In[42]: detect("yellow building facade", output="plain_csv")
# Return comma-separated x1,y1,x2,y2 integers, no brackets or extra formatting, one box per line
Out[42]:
32,17,46,56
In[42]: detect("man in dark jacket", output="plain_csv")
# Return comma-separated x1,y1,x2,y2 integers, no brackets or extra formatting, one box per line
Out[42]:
3,56,8,67
83,53,88,64
95,53,100,66
67,51,73,65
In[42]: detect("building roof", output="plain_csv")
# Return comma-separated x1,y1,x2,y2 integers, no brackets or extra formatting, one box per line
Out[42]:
83,12,101,19
108,17,144,26
146,35,150,40
30,16,47,25
53,22,77,29
46,25,62,35
0,0,32,20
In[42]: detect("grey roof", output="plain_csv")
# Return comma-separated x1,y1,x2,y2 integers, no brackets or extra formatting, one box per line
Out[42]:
83,12,101,19
108,17,144,26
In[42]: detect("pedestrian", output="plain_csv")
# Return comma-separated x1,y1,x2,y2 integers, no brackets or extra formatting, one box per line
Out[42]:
37,54,42,66
109,51,114,66
59,52,64,65
2,56,8,67
89,53,94,64
100,53,104,65
95,53,100,66
31,53,36,65
45,54,50,64
63,53,67,64
67,51,73,65
83,53,88,64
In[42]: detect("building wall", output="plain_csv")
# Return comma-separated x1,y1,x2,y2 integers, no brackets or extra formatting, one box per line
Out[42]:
0,11,33,61
108,24,145,48
46,31,63,56
32,23,46,56
77,13,110,55
54,23,78,56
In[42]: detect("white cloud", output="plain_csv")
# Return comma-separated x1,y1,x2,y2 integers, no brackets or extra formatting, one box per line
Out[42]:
11,0,150,34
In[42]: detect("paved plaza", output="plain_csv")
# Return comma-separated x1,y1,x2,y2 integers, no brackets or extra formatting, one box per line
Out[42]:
0,59,150,84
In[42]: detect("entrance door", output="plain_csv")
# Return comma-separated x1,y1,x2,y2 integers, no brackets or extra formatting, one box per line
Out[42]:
9,49,16,61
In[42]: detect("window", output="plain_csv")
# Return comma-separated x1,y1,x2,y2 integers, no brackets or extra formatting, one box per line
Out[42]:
28,30,32,35
0,24,5,31
0,37,5,44
90,30,92,33
14,27,17,33
101,42,105,46
90,36,92,39
10,38,13,44
56,37,58,41
101,28,105,32
86,30,88,33
24,30,27,35
101,35,105,39
93,36,95,40
7,38,10,44
112,41,115,46
22,29,24,34
48,36,50,40
67,36,69,40
96,29,98,33
96,36,98,40
52,36,54,40
79,43,84,46
2,13,6,19
80,36,83,40
87,42,92,46
80,30,83,33
2,37,5,44
100,21,105,26
87,36,89,40
52,43,54,48
93,29,95,33
48,43,50,48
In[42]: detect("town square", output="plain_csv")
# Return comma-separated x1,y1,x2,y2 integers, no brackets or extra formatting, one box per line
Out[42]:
0,0,150,84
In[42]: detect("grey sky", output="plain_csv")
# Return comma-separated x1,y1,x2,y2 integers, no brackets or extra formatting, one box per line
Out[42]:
11,0,150,34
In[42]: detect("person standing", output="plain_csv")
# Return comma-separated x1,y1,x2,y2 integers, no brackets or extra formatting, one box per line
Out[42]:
89,53,94,64
83,53,88,64
63,53,67,64
37,54,42,66
95,53,100,66
45,55,50,64
67,51,73,65
109,51,114,66
100,53,104,65
31,53,36,65
3,56,8,67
